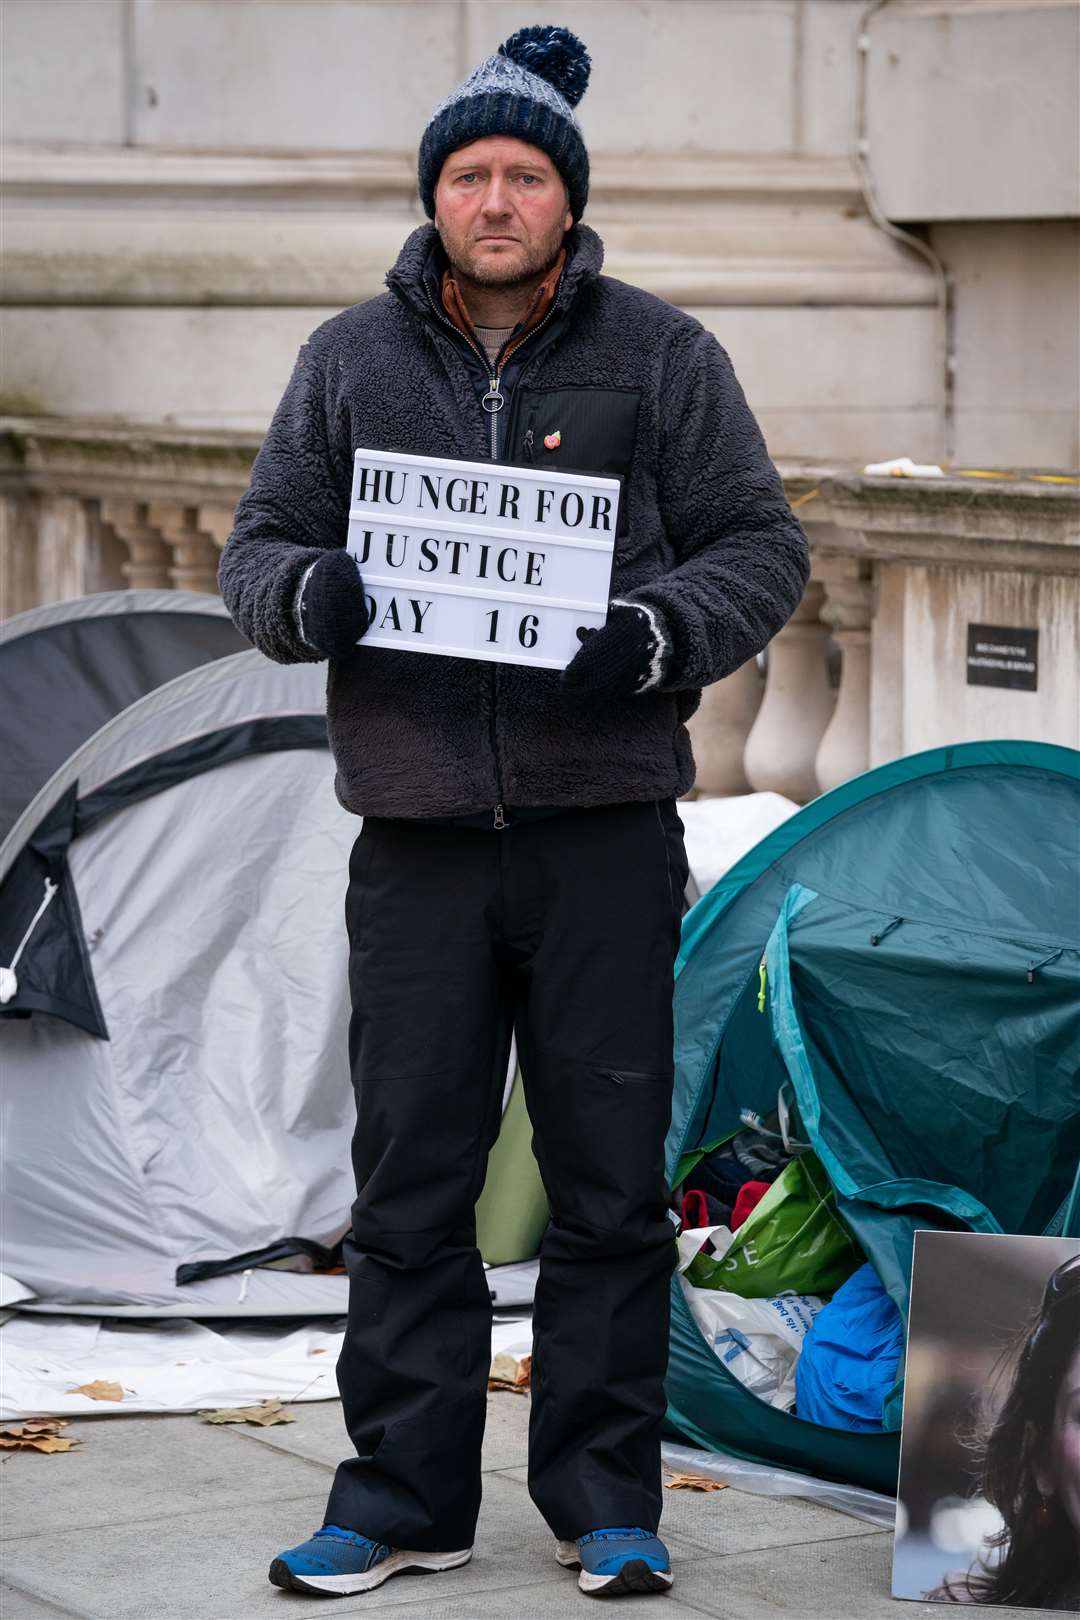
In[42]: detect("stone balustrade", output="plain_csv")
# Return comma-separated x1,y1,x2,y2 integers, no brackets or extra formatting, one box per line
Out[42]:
2,419,1077,799
0,421,252,606
695,467,1079,800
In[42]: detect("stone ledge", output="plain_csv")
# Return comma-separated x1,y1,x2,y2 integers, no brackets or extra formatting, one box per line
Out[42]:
0,418,256,505
814,470,1080,569
1,145,934,310
1,145,861,202
3,421,1075,569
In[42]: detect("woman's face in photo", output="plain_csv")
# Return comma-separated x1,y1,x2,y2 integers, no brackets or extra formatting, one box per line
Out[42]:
1044,1339,1080,1536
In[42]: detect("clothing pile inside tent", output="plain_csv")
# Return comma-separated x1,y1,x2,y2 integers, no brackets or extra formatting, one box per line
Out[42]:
673,1114,904,1429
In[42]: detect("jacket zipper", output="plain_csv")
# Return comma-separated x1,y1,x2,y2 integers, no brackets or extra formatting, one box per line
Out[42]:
424,289,504,456
423,285,559,460
423,280,563,828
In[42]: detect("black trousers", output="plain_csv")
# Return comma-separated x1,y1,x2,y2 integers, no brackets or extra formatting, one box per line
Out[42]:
324,798,689,1549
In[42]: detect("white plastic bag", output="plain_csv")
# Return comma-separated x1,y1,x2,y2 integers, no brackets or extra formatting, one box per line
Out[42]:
680,1278,824,1410
675,1225,734,1274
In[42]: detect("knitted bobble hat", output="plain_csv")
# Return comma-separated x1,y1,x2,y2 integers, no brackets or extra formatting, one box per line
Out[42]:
418,25,592,222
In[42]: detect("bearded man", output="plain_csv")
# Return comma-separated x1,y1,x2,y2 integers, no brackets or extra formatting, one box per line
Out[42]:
218,23,809,1603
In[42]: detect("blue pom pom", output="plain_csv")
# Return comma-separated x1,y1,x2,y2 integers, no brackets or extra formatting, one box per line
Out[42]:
498,25,591,108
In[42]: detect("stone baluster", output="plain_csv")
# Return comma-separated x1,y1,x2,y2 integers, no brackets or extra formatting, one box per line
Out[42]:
197,506,236,559
148,503,224,594
743,580,834,803
2,495,128,610
686,659,764,796
814,557,875,794
1,493,41,616
100,500,172,590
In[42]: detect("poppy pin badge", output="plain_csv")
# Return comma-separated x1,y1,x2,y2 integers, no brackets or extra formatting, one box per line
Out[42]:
543,430,562,451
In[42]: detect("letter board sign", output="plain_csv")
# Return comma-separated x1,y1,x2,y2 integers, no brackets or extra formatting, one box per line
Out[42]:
966,624,1038,691
346,448,618,670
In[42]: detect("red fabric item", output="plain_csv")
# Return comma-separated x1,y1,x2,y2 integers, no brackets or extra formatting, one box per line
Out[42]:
681,1189,709,1231
730,1180,770,1231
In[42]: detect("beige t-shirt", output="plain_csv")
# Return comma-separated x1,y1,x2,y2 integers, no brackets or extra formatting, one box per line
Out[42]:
473,326,515,368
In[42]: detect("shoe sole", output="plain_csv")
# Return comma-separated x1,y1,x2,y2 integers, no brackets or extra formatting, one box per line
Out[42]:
555,1543,673,1597
579,1561,674,1596
268,1546,472,1597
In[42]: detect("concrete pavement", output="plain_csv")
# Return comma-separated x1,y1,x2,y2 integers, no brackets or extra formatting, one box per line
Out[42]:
1,1393,937,1619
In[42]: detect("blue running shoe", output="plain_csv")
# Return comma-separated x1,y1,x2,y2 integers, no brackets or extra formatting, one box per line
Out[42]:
555,1527,673,1596
269,1524,472,1597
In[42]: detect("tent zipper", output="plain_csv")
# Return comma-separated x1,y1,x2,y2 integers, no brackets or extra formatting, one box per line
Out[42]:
1027,947,1063,983
869,915,903,947
0,875,59,1004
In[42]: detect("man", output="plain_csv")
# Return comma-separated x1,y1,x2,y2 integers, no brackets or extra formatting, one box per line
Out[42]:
218,23,809,1602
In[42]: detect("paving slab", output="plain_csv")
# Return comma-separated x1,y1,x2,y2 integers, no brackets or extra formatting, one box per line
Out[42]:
482,1390,534,1472
649,1471,883,1558
0,1470,570,1620
0,1583,79,1620
496,1462,879,1560
0,1413,332,1541
0,1403,925,1620
231,1391,531,1477
672,1534,940,1620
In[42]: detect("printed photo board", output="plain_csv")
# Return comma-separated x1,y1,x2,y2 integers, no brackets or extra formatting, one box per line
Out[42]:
346,448,619,670
893,1229,1080,1611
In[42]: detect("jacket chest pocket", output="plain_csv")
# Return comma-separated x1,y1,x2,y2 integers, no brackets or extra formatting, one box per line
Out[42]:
516,386,641,537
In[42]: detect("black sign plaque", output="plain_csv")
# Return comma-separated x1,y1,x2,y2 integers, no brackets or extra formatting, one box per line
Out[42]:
966,624,1038,692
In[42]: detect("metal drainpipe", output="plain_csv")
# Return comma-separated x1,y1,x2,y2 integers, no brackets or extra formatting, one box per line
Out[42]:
854,0,956,465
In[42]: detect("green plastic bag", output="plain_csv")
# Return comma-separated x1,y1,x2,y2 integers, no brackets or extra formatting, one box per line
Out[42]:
684,1152,862,1299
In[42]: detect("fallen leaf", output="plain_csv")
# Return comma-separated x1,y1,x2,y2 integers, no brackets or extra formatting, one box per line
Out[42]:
0,1419,79,1454
664,1471,728,1492
488,1352,531,1394
199,1396,295,1427
308,1348,327,1356
1,1419,68,1436
65,1380,124,1403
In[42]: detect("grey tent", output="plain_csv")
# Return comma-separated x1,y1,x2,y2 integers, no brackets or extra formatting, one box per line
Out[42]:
0,590,246,846
0,650,546,1315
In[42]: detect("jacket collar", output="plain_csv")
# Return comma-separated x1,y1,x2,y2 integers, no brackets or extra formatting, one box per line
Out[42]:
440,246,566,351
386,222,604,323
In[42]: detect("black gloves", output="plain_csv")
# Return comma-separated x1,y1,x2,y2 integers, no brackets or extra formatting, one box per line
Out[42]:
296,549,370,657
560,599,671,703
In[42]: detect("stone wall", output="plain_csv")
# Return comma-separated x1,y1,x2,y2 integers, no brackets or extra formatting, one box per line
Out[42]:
3,0,944,461
5,1,1076,468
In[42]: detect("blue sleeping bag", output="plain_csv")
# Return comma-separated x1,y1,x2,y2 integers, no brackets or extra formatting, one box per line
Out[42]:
794,1264,905,1432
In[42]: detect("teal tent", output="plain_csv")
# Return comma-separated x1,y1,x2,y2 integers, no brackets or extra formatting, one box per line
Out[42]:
664,741,1080,1494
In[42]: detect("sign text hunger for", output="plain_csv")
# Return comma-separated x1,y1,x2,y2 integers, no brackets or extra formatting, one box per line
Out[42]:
354,463,617,538
346,448,619,671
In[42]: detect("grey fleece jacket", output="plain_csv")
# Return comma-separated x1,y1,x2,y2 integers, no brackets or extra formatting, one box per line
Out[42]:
218,223,809,820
